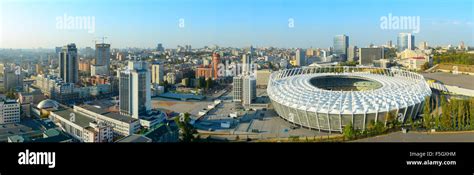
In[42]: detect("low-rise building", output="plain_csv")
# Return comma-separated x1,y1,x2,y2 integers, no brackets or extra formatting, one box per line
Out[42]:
256,69,271,88
73,105,141,137
0,100,21,124
49,107,113,142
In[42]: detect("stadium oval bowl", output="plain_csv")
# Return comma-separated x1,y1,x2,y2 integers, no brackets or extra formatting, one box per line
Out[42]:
267,66,432,132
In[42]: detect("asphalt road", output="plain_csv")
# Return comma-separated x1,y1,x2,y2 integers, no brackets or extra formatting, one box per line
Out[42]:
354,131,474,142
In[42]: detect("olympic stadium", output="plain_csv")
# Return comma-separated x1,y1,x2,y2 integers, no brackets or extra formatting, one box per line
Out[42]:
267,66,432,133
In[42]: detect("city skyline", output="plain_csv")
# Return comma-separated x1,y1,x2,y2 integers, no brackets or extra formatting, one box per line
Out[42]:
0,0,473,49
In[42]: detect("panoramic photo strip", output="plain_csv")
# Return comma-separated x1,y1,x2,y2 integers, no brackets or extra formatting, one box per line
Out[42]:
0,0,473,174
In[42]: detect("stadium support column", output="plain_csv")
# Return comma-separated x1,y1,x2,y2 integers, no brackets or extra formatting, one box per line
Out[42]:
363,113,367,130
384,97,390,126
327,112,331,134
339,113,343,133
401,96,409,122
408,101,415,120
294,108,302,127
284,104,290,121
375,108,379,124
415,100,423,119
315,111,321,132
351,113,354,126
315,91,322,132
304,108,311,130
408,93,417,120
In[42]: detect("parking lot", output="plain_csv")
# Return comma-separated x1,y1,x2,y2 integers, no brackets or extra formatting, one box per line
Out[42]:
195,94,338,140
153,88,338,140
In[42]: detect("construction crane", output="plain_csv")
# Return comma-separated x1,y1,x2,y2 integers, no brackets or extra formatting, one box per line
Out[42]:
92,36,108,44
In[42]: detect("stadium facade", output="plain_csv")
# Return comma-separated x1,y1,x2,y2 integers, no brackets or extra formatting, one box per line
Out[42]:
267,66,431,133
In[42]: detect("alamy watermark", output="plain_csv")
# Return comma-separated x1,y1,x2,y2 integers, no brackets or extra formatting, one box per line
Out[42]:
18,149,56,168
380,13,420,33
179,18,185,28
56,13,95,33
288,18,295,28
216,62,258,77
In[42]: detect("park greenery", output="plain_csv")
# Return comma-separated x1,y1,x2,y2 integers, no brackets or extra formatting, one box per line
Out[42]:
343,95,474,140
422,95,474,131
433,52,474,65
421,62,430,71
337,61,358,67
384,47,397,59
343,120,390,140
195,77,214,90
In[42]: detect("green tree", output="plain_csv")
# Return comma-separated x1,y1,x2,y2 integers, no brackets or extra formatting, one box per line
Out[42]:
441,96,452,130
451,99,459,130
421,62,430,71
384,48,397,59
159,80,170,92
459,99,467,130
343,123,355,140
196,77,205,89
423,96,432,129
205,78,213,90
406,116,414,129
385,111,395,128
392,118,401,129
434,114,440,129
433,52,474,65
367,120,375,134
338,61,358,67
174,113,198,142
470,98,474,129
374,121,386,134
434,95,440,129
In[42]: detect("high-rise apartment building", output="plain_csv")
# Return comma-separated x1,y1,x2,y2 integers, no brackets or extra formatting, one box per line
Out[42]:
119,61,151,119
295,48,306,66
334,35,349,60
59,43,79,83
397,33,415,51
151,63,164,84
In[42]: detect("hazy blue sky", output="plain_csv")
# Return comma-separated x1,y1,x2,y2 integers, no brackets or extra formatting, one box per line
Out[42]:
0,0,473,49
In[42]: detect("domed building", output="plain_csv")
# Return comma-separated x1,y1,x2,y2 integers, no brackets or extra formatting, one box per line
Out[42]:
36,99,60,118
37,99,59,110
268,66,431,133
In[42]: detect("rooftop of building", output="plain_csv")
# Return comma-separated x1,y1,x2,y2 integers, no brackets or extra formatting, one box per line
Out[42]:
52,107,95,128
78,104,138,123
116,134,152,143
144,123,179,142
43,128,61,137
8,128,75,143
7,135,27,142
422,72,474,90
3,99,19,104
32,130,74,143
103,112,138,123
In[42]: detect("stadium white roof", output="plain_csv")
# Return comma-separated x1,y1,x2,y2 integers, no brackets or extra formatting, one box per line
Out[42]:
267,67,432,115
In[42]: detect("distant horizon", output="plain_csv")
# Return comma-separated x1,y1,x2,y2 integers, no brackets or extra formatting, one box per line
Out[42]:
1,0,473,49
0,41,473,51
